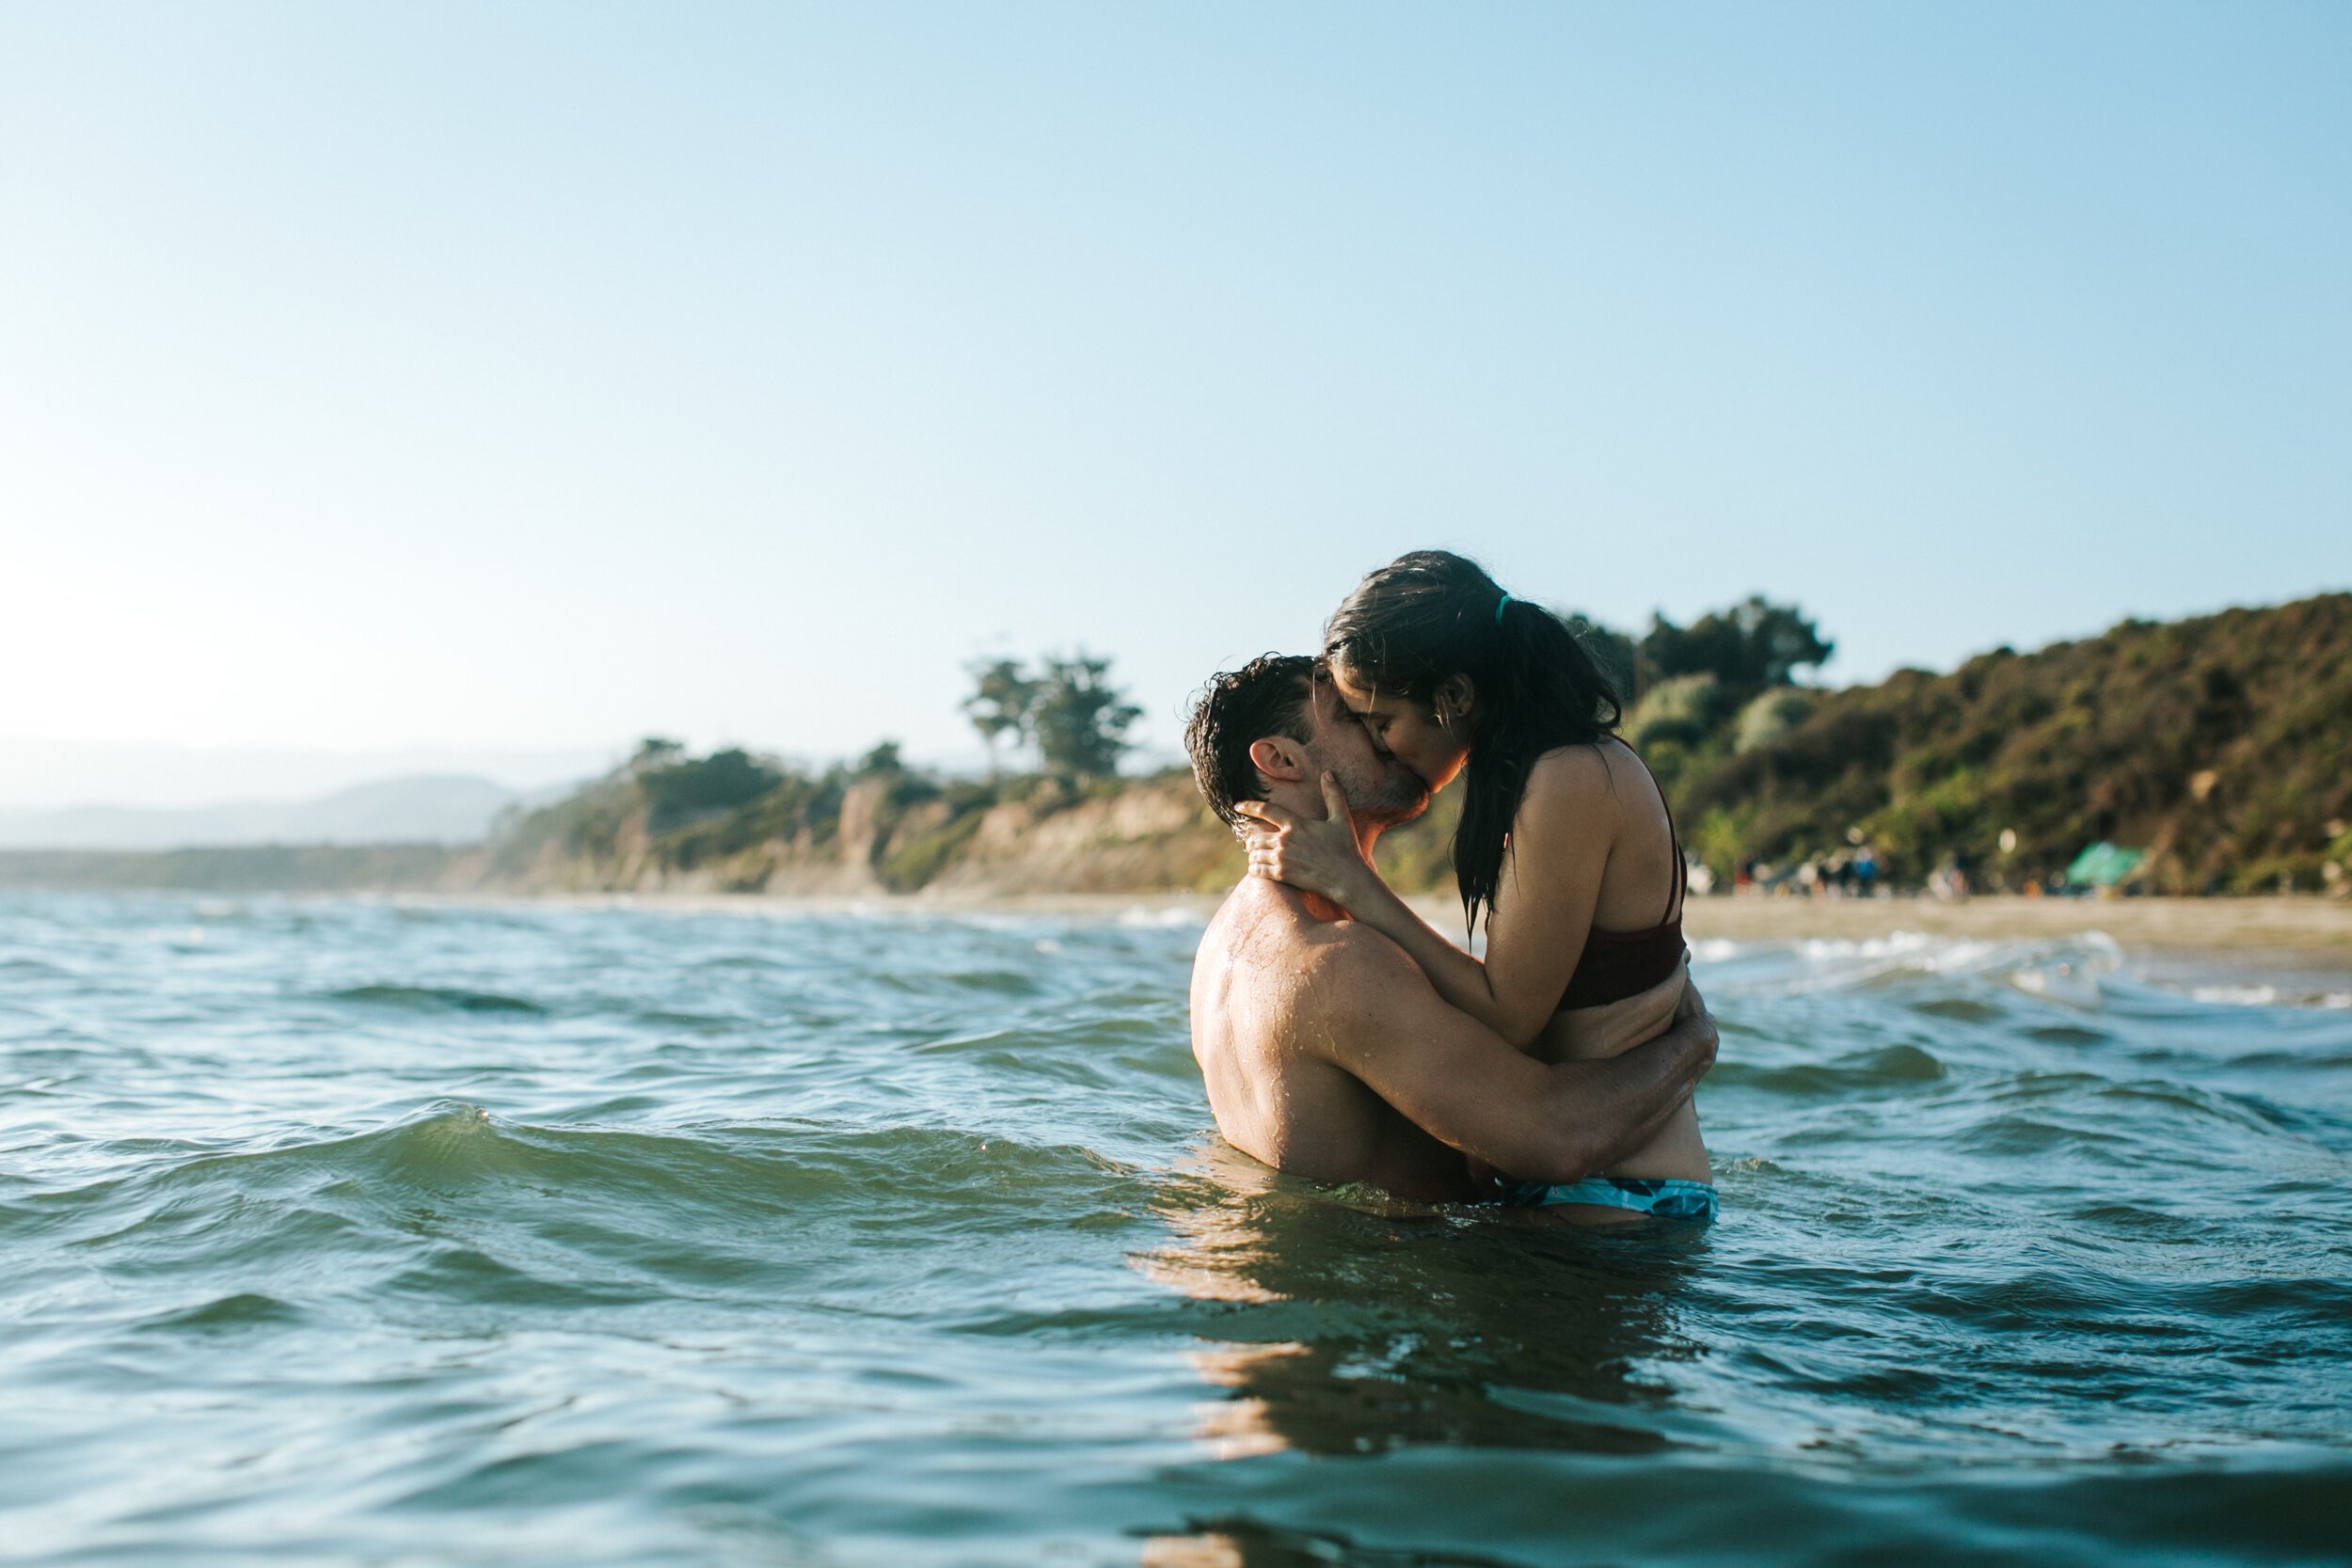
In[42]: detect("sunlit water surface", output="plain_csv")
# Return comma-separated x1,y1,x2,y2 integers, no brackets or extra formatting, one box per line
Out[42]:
4,893,2349,1566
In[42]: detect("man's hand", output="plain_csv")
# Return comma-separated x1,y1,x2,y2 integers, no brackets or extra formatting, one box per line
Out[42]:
1672,974,1720,1079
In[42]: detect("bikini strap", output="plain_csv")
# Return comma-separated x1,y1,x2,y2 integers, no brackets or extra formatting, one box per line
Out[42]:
1645,759,1685,927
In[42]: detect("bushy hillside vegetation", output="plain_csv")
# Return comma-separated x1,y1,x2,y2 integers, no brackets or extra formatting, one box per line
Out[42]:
1667,593,2352,894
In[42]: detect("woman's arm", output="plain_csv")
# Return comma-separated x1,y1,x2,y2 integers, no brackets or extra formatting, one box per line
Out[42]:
1236,747,1623,1045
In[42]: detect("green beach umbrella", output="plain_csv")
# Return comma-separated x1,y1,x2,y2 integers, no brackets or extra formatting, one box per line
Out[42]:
2065,841,2146,887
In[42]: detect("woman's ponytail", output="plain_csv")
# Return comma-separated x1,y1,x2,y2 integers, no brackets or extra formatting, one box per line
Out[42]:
1325,551,1622,932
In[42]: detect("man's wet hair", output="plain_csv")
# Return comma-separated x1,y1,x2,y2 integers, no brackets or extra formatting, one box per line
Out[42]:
1184,654,1319,828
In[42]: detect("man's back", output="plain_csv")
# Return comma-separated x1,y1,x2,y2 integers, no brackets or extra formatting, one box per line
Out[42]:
1190,879,1483,1203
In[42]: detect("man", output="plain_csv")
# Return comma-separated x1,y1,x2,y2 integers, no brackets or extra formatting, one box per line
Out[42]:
1183,655,1715,1204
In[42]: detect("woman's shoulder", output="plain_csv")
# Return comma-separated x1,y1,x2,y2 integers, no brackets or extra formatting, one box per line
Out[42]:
1522,736,1649,809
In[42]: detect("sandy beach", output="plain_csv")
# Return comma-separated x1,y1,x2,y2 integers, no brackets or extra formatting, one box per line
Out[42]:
1679,893,2352,961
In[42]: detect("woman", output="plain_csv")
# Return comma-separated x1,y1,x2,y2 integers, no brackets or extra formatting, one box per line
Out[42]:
1234,550,1714,1224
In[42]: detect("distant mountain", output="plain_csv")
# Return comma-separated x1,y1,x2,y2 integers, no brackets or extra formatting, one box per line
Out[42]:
0,774,521,850
0,739,614,813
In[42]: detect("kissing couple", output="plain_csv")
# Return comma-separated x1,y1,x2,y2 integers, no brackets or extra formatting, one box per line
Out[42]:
1184,550,1717,1225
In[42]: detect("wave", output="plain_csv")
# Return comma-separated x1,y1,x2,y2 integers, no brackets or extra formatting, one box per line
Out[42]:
1696,930,2352,1021
2183,983,2352,1010
327,985,548,1014
24,1103,1162,1299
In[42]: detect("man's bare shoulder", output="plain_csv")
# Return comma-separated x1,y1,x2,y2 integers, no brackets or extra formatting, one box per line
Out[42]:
1271,904,1438,1036
1209,881,1424,991
1313,913,1425,983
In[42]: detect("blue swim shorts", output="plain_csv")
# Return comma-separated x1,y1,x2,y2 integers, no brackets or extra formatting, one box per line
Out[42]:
1496,1176,1718,1224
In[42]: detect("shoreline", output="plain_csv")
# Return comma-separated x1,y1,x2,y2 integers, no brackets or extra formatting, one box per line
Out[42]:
14,880,2350,966
1680,892,2352,961
360,888,2352,963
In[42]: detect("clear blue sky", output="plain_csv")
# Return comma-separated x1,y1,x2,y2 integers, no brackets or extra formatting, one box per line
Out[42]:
3,2,2345,791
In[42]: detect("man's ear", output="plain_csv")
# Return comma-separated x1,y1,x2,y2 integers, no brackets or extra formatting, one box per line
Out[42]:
1248,736,1306,784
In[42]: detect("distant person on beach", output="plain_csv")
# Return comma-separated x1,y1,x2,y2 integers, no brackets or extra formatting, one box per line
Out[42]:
1232,551,1715,1223
1184,654,1718,1211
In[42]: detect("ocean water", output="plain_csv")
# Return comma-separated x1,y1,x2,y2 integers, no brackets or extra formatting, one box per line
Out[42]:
4,892,2349,1568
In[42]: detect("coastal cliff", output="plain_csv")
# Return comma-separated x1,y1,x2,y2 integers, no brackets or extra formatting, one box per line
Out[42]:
469,770,1251,899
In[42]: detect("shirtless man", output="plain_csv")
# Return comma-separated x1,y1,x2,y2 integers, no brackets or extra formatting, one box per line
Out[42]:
1182,656,1716,1204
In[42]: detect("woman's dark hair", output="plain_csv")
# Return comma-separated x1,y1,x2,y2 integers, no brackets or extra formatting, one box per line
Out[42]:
1323,550,1623,932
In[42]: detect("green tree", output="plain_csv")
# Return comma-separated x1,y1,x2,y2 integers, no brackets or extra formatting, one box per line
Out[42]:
856,740,905,777
1625,673,1724,752
1562,610,1639,700
961,657,1041,777
629,736,685,774
1735,688,1817,753
640,748,783,821
1030,652,1142,780
1643,597,1832,691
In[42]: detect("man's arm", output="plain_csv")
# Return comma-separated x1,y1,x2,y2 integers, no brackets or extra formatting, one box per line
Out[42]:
1309,938,1715,1183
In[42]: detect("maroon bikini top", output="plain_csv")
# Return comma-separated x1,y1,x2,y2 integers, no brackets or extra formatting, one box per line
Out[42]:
1554,781,1688,1012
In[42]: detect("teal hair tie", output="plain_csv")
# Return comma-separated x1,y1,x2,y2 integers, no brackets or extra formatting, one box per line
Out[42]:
1493,592,1514,625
